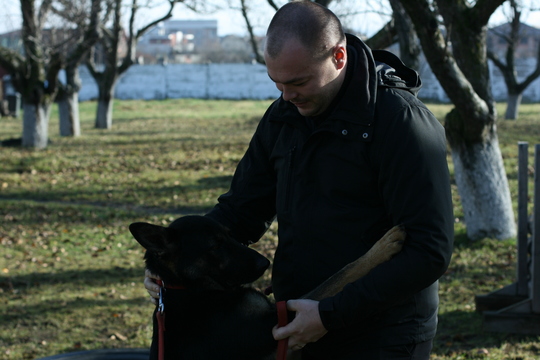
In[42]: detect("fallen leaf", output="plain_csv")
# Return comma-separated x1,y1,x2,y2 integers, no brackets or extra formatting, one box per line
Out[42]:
477,348,489,356
114,332,127,341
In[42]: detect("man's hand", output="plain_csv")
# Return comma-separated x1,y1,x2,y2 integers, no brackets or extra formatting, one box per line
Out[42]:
144,268,161,305
272,299,328,351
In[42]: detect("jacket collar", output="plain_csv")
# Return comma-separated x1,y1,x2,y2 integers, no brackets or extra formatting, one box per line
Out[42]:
267,34,421,142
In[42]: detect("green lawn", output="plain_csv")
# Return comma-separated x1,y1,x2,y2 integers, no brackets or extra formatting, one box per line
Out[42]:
1,99,539,359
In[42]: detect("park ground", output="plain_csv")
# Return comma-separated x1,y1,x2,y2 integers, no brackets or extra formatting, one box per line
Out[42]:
1,99,540,359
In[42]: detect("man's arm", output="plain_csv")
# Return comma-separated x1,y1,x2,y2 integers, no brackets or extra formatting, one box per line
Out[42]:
319,98,454,330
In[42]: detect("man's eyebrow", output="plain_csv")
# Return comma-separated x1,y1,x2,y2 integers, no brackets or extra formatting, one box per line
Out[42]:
267,73,308,85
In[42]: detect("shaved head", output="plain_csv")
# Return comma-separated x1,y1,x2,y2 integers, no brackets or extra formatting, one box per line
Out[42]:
265,1,346,61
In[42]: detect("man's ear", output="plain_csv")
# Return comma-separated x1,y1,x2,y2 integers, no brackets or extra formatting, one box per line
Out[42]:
333,45,347,70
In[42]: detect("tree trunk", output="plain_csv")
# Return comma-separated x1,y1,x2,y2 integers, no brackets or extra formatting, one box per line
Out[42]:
94,72,117,129
400,0,515,240
389,0,420,70
22,102,51,149
58,91,81,136
95,95,114,129
505,93,521,120
58,65,82,136
451,131,516,240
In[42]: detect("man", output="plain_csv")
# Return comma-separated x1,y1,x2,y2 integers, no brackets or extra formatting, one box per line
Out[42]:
145,1,454,359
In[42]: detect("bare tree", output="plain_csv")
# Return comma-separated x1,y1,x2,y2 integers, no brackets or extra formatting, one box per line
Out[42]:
400,0,515,240
239,0,265,63
487,0,540,120
364,18,397,50
86,0,177,129
362,0,419,66
0,0,60,148
52,0,103,136
239,0,402,64
388,0,420,70
0,0,101,147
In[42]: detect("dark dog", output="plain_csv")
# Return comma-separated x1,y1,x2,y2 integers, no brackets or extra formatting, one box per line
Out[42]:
129,215,405,360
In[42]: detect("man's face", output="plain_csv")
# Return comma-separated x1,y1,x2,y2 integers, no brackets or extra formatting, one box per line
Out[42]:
265,39,346,117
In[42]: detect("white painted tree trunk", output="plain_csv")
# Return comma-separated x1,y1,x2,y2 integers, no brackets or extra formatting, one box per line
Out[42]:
505,93,522,120
95,98,113,129
452,134,516,240
22,102,51,149
58,92,81,136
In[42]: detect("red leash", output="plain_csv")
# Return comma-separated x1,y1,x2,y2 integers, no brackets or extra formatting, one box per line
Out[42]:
156,280,185,360
276,300,289,360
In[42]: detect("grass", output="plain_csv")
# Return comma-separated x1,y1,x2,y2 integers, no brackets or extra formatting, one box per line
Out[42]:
1,98,540,359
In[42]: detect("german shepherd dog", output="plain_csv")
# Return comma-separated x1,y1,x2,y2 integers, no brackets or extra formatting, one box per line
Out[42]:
129,216,405,360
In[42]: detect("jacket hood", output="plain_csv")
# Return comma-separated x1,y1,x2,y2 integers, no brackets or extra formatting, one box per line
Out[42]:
330,34,422,125
372,49,422,94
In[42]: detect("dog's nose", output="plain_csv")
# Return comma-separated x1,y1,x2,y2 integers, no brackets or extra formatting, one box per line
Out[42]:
256,256,271,272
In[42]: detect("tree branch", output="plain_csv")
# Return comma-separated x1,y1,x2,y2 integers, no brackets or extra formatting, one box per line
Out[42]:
117,0,176,75
241,0,265,64
364,19,397,50
0,46,25,75
37,0,54,30
486,49,506,70
265,0,279,11
400,0,491,145
517,38,540,92
86,46,99,78
135,0,176,40
472,0,507,25
65,0,103,68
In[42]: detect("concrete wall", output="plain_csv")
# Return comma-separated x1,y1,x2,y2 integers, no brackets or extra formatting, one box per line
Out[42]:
417,57,540,103
78,63,280,101
77,60,540,103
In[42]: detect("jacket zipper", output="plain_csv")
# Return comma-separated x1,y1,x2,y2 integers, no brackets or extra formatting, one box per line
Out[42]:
284,146,296,212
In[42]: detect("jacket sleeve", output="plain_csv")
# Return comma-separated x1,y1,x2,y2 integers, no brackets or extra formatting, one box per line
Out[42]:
319,91,454,330
205,107,279,245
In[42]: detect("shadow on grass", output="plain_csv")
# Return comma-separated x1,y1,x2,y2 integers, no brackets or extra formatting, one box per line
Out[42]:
0,196,214,226
433,308,539,356
0,267,145,294
0,267,151,339
1,295,149,324
0,174,234,221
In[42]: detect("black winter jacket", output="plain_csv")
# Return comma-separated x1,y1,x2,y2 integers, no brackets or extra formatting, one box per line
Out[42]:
206,34,454,355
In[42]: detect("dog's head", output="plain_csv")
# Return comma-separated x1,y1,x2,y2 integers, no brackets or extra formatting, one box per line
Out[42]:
129,215,270,291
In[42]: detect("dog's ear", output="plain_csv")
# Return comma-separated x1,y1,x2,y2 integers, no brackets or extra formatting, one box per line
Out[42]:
129,222,170,253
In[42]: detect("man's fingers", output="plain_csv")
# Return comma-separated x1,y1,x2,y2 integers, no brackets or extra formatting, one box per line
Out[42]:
272,324,290,341
144,269,161,300
286,299,300,311
272,299,327,350
145,268,161,280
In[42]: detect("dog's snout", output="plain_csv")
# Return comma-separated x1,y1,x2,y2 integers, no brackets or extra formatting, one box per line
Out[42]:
257,256,271,272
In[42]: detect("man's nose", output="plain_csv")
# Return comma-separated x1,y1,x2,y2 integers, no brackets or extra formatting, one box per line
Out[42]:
281,86,297,102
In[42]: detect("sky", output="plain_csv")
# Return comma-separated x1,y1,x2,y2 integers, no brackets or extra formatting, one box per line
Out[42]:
0,0,539,38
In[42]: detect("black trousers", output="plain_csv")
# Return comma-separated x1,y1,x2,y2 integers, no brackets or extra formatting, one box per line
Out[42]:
301,340,433,360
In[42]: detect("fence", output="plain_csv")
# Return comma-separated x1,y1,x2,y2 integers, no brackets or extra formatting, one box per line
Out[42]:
77,63,281,102
475,142,540,334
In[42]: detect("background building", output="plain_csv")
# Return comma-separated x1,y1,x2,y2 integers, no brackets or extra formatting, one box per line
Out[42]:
137,20,220,64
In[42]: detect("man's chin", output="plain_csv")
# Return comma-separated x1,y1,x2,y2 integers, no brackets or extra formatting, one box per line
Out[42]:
295,103,317,117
